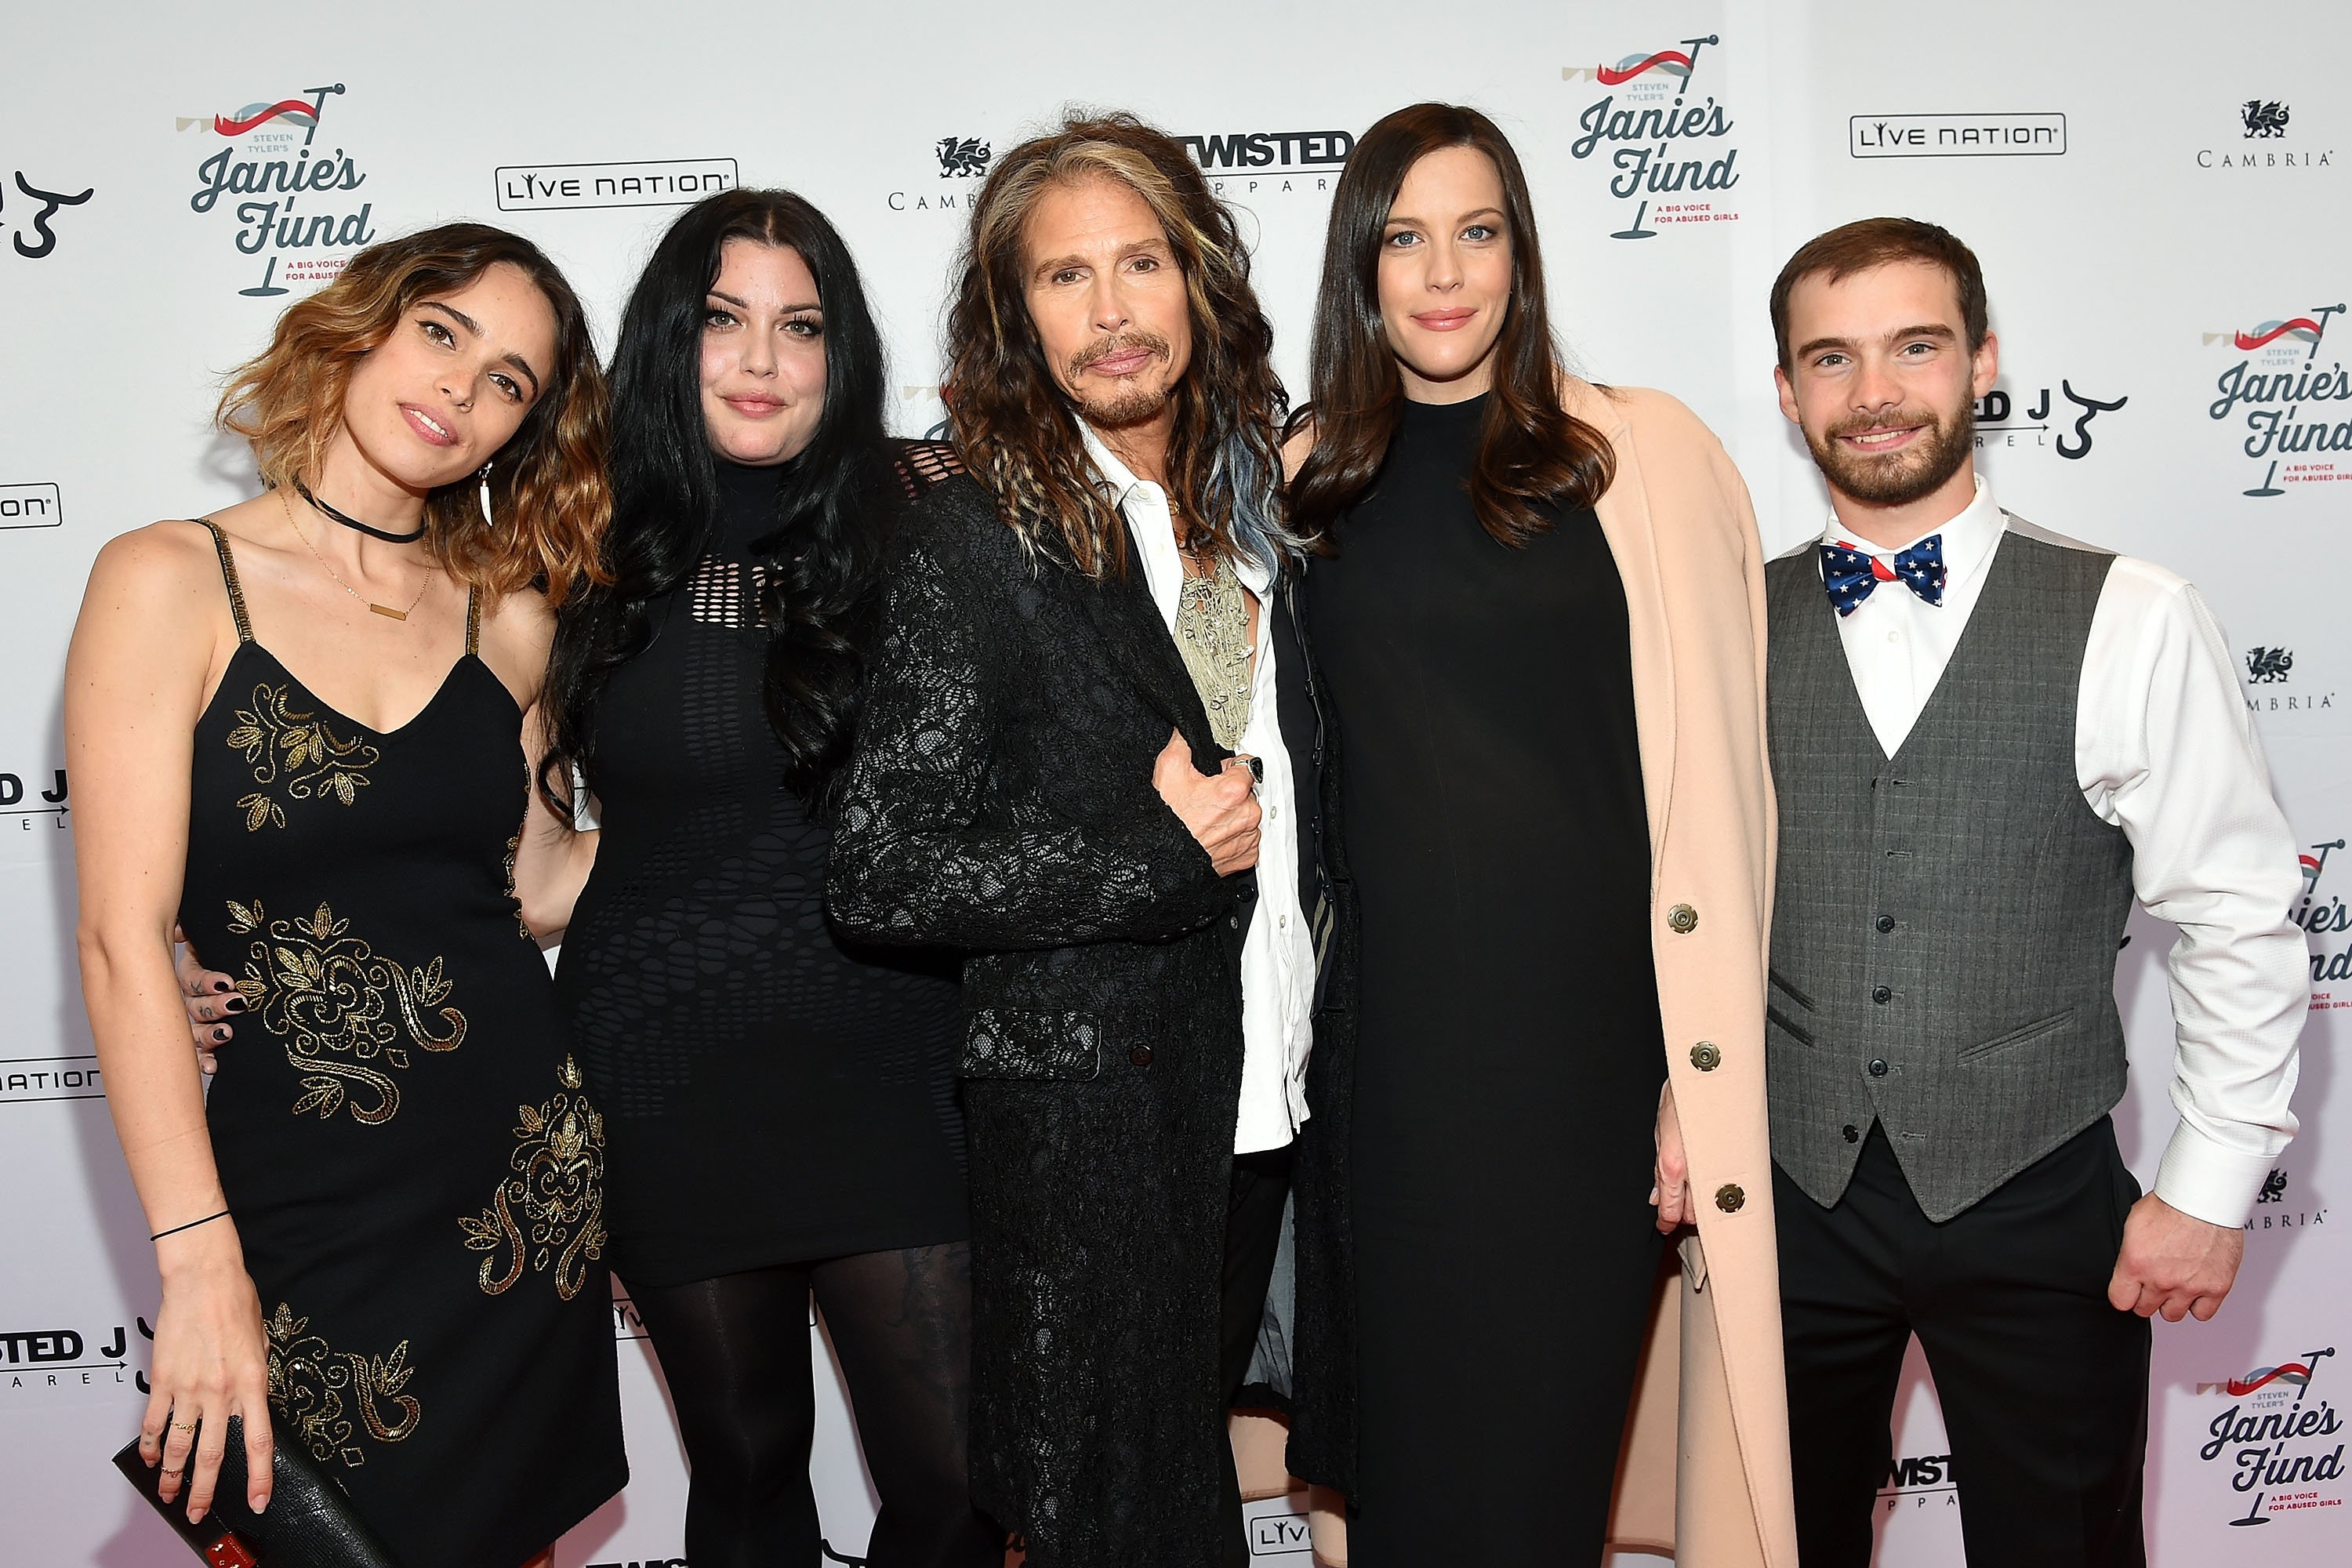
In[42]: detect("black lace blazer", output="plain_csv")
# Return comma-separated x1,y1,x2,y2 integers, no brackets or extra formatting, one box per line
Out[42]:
826,472,1250,1077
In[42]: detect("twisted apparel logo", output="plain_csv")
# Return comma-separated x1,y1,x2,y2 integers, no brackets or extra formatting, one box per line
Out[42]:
1,170,96,260
1973,379,2126,458
180,83,376,297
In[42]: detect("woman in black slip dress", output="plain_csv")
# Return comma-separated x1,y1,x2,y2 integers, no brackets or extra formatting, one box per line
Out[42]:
68,224,626,1565
529,191,1000,1568
1286,109,1671,1564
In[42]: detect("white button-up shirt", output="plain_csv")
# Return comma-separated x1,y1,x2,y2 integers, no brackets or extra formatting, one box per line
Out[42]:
1083,426,1316,1154
1806,474,2306,1226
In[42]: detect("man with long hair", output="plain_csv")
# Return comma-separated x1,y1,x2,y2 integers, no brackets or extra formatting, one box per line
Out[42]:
828,114,1347,1566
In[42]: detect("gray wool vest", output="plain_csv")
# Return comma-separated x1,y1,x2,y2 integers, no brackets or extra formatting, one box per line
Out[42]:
1766,524,2136,1222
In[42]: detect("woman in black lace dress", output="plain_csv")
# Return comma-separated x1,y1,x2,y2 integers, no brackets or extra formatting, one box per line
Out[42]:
532,191,998,1568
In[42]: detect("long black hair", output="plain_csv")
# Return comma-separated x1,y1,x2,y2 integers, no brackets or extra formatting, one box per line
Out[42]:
540,187,891,816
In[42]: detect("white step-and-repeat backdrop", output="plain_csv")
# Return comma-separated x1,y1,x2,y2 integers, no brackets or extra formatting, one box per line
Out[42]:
4,3,2347,1563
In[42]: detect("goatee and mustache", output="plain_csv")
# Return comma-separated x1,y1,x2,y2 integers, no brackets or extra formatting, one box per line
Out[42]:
1064,329,1174,428
1808,391,1975,506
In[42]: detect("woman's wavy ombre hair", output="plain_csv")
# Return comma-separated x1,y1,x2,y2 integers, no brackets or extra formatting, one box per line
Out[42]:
946,112,1295,579
216,222,612,604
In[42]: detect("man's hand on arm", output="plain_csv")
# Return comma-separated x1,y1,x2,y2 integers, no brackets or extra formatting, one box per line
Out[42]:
2107,1192,2246,1323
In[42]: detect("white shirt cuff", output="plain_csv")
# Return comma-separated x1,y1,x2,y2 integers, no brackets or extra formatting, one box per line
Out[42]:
2153,1120,2279,1228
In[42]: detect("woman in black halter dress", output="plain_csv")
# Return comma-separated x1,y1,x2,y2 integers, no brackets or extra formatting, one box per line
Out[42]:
70,225,624,1565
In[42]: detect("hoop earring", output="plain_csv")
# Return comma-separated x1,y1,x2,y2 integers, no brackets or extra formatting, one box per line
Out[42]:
477,461,494,527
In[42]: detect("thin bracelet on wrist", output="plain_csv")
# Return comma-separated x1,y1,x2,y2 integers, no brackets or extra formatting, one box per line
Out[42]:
151,1209,230,1242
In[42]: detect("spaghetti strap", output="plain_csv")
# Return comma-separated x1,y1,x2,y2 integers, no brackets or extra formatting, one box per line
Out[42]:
464,586,481,655
195,519,253,644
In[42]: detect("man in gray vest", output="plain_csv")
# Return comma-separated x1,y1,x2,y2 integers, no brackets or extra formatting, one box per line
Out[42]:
1762,216,2307,1566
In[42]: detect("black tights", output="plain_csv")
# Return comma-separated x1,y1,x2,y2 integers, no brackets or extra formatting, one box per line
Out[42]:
630,1244,1004,1568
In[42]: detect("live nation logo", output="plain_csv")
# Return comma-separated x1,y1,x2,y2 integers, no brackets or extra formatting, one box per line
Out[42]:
1973,377,2126,459
2204,304,2351,496
179,83,376,297
495,158,737,214
2195,1348,2346,1526
1563,34,1742,239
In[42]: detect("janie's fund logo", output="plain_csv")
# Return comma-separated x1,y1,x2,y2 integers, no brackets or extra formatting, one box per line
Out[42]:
2197,1347,2345,1526
1563,34,1741,239
2205,304,2350,496
179,82,376,297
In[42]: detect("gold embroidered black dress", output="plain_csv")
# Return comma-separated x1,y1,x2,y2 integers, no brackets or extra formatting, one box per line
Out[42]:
179,523,626,1566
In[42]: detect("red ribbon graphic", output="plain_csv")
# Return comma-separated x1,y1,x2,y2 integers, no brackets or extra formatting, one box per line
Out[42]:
2226,1363,2311,1397
1596,49,1694,85
212,100,318,136
2235,319,2324,351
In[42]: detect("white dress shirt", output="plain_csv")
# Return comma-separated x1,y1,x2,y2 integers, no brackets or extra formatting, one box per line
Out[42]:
1805,474,2306,1227
1083,426,1316,1154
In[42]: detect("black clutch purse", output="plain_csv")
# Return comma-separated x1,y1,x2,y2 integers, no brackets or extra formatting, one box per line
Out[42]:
111,1414,402,1567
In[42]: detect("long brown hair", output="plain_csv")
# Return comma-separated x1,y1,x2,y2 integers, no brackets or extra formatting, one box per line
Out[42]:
944,112,1293,578
1287,103,1615,548
217,222,612,605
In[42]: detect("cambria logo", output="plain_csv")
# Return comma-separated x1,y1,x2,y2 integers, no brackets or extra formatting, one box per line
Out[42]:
2199,96,2332,169
2245,101,2292,139
2247,647,2295,684
2246,1167,2326,1234
935,136,990,179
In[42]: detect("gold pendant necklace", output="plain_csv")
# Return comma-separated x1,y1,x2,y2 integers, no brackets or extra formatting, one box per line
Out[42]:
280,488,432,620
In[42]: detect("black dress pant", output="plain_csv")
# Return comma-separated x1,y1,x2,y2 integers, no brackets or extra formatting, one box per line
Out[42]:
1218,1145,1293,1568
1777,1119,2151,1568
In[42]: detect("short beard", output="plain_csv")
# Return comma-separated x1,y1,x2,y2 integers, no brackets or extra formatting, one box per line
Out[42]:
1065,331,1173,430
1808,393,1975,507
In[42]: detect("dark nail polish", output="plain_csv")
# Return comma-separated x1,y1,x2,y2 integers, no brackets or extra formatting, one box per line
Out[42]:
223,997,245,1012
214,1028,231,1042
212,980,233,992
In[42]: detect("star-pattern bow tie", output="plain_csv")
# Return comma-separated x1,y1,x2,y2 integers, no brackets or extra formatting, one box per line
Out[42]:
1820,535,1947,616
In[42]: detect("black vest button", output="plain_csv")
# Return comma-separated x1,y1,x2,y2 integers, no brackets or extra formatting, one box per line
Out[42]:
1875,915,1896,933
1842,1123,1860,1143
1868,1058,1889,1076
1130,1046,1154,1067
1871,985,1893,1004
